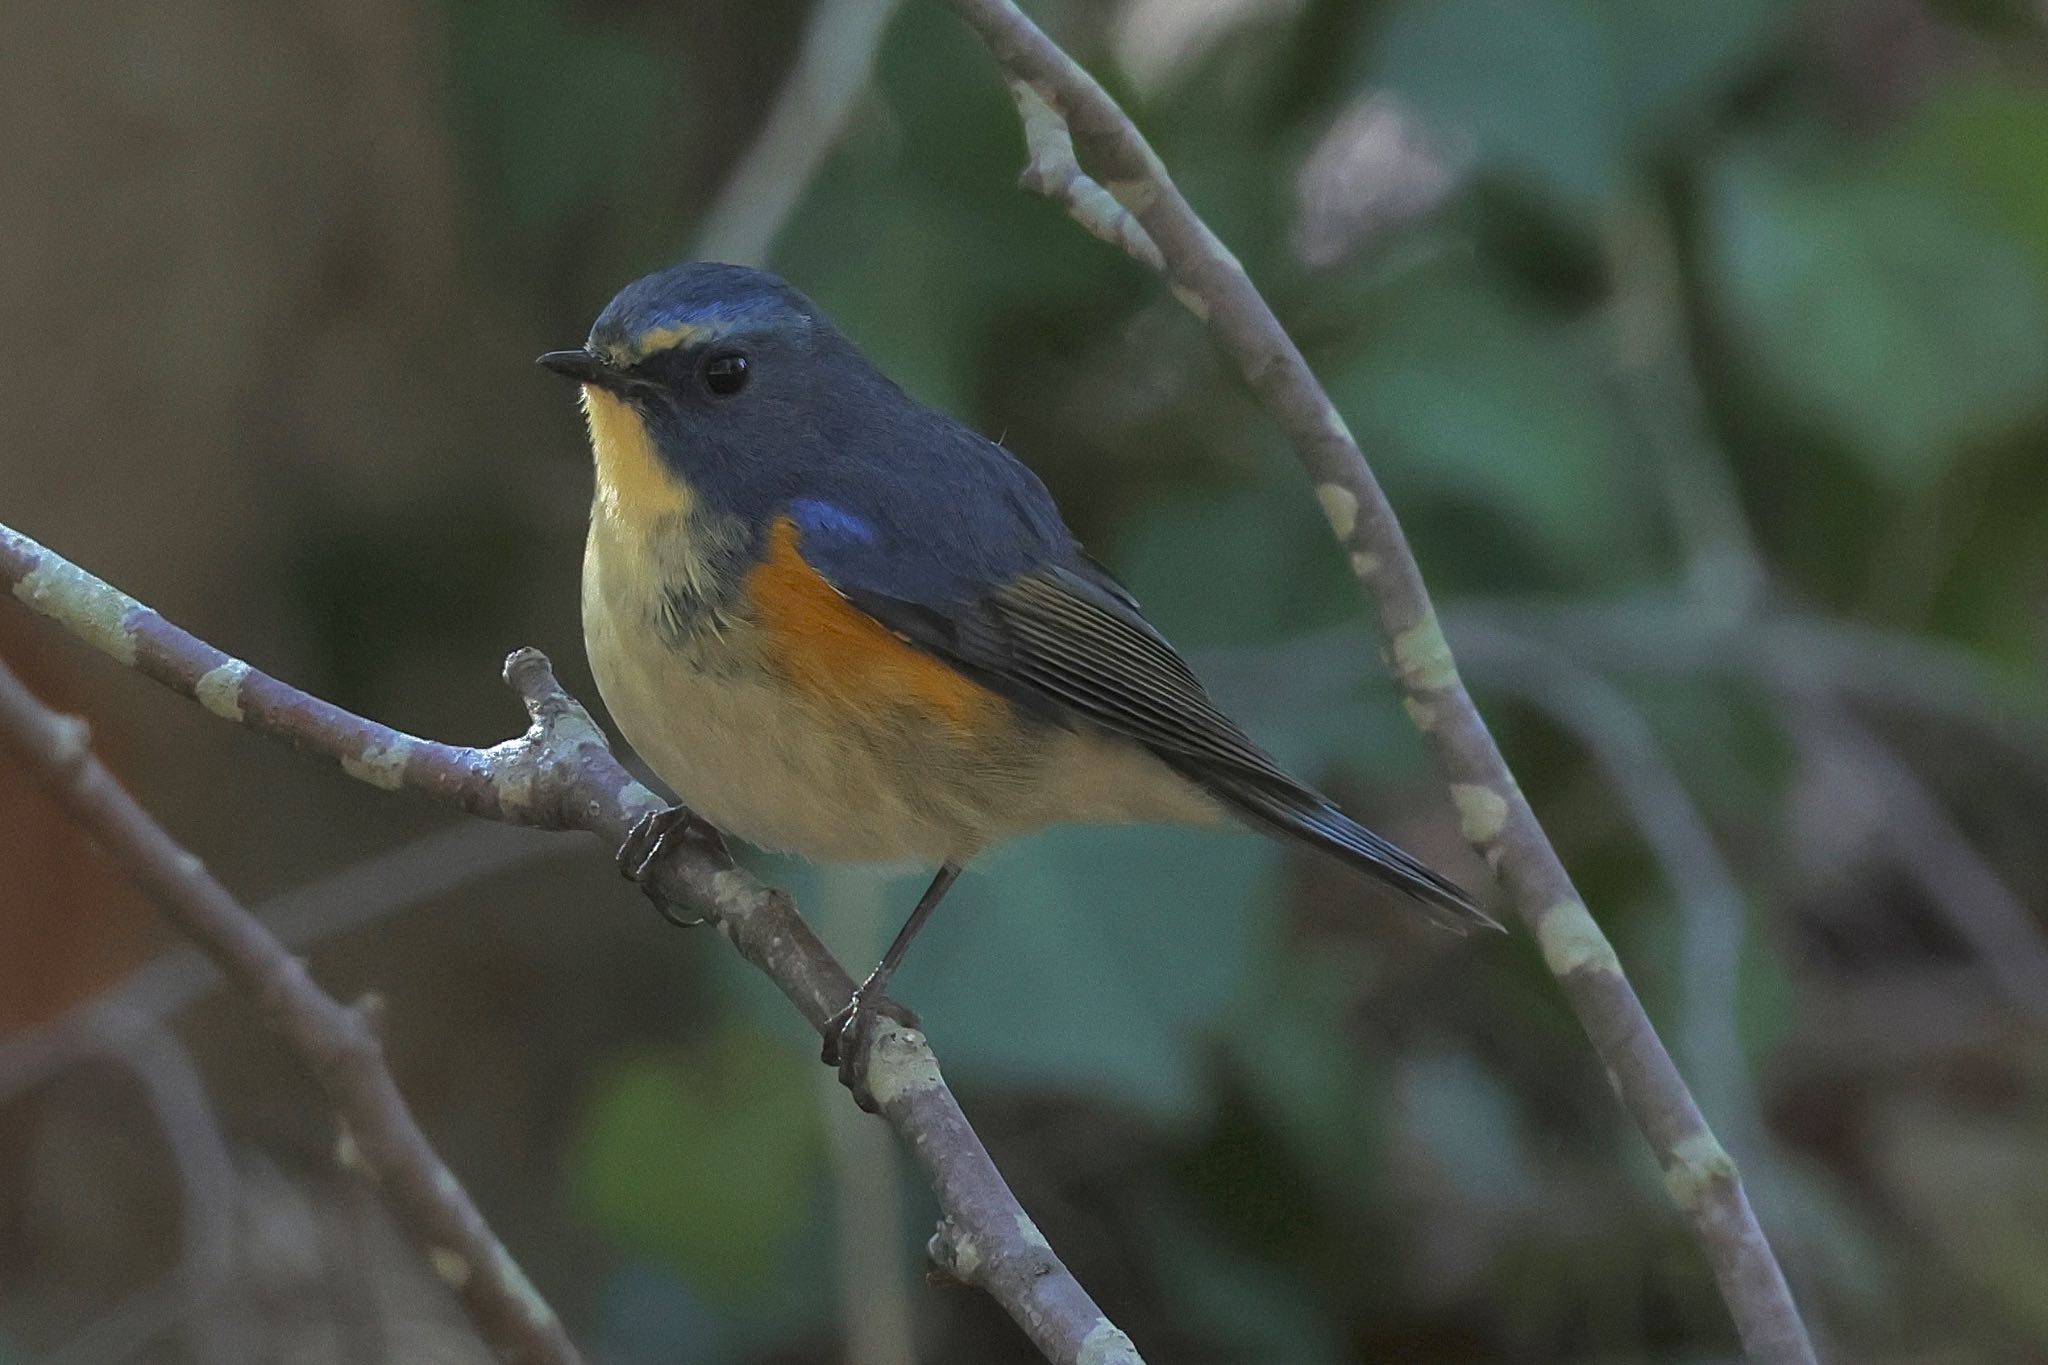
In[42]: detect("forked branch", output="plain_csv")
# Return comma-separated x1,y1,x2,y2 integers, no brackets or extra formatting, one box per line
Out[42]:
0,521,1138,1365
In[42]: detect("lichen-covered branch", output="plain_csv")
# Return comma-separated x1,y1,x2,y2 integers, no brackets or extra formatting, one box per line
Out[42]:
0,520,1136,1365
935,2,1815,1360
1003,79,1163,273
0,654,582,1365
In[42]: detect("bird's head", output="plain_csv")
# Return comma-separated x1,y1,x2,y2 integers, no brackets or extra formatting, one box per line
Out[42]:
540,262,887,529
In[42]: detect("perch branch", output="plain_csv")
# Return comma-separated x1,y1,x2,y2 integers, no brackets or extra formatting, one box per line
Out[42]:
0,653,582,1365
0,521,1138,1365
936,2,1813,1359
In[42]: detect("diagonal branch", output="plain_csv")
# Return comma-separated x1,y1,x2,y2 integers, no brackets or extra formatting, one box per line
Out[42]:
1456,626,1756,1126
0,519,1138,1365
1002,79,1163,273
0,654,583,1365
935,2,1814,1359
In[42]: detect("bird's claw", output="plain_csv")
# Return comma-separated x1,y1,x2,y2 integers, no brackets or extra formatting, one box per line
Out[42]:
822,990,921,1113
616,805,726,927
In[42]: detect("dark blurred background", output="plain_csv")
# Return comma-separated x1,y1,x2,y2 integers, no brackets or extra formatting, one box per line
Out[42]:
3,0,2047,1361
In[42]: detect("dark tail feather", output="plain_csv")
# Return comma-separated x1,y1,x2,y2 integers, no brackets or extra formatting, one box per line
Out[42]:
1200,774,1502,935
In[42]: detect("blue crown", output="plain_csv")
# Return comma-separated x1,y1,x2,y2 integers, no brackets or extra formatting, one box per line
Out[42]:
589,262,812,364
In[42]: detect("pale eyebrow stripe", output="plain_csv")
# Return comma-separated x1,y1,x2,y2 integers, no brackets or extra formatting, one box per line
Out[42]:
616,318,730,364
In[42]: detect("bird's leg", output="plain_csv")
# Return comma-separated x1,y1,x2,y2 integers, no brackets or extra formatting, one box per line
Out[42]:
616,804,729,928
824,862,962,1106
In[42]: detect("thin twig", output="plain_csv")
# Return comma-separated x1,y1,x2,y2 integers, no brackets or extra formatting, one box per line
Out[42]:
1796,705,2048,1022
816,874,917,1365
693,0,908,266
0,521,1137,1365
818,1061,918,1365
0,822,564,1107
934,2,1814,1358
1600,194,2048,1023
40,1020,246,1365
113,1023,245,1364
0,654,582,1365
1194,599,2047,777
1464,597,2048,770
1602,197,1769,612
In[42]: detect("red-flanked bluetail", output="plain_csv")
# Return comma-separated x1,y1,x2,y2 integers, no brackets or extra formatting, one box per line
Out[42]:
541,263,1499,1079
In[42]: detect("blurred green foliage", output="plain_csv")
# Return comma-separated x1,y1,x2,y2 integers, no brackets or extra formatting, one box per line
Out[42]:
1710,142,2048,488
573,1031,821,1293
445,0,674,242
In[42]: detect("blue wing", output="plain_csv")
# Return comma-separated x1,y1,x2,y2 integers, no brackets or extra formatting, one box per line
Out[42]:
787,419,1075,606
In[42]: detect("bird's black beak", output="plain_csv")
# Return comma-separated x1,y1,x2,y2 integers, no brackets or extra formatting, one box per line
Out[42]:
537,348,616,387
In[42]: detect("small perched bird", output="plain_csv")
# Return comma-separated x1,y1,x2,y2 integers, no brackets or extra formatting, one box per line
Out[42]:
542,262,1494,1077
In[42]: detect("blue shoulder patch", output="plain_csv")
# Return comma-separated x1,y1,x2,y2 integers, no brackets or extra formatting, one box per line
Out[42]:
789,498,877,546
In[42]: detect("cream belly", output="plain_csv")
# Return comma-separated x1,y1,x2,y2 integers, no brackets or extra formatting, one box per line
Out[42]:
581,516,1219,865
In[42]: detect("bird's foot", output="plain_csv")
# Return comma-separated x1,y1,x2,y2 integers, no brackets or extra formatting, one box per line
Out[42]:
616,805,727,927
822,989,922,1113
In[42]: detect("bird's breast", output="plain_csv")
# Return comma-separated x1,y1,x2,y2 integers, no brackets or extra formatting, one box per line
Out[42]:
580,511,995,863
580,512,1218,864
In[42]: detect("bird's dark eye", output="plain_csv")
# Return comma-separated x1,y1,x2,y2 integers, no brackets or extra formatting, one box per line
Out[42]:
703,351,749,397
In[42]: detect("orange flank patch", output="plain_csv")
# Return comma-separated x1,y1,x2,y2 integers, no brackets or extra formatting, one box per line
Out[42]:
747,518,1003,734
